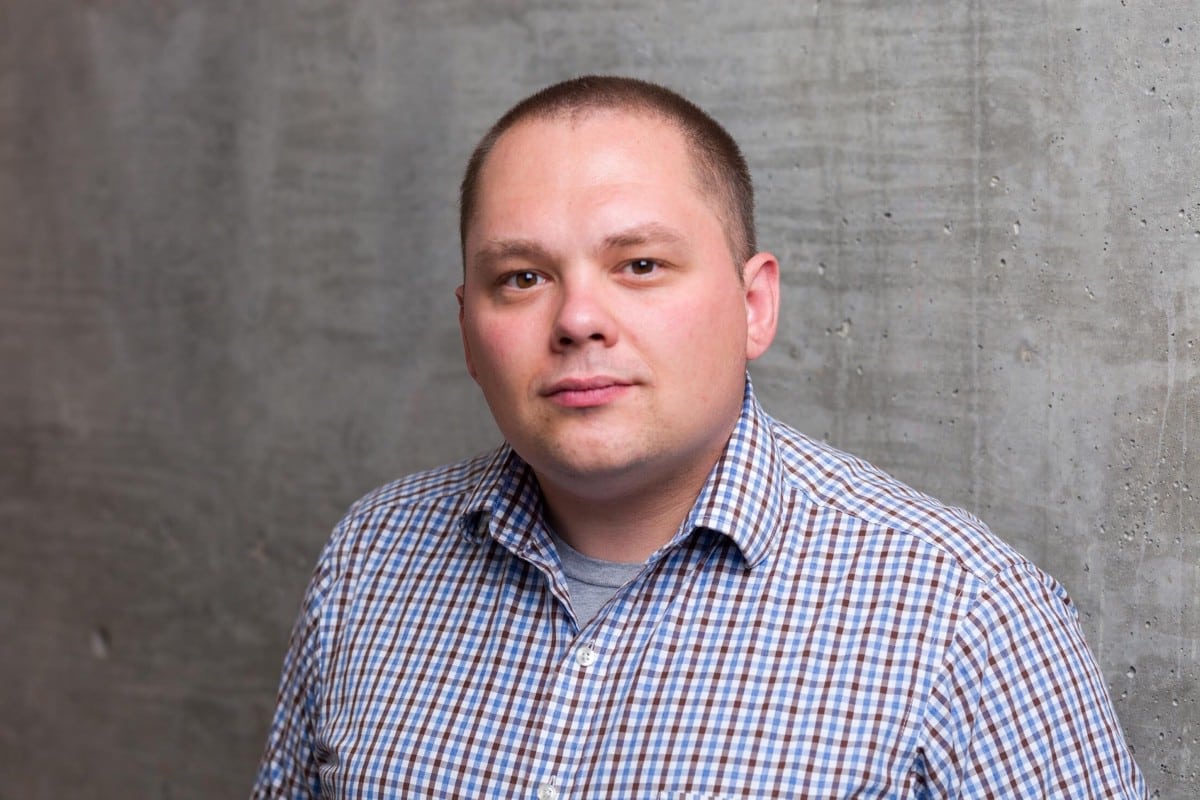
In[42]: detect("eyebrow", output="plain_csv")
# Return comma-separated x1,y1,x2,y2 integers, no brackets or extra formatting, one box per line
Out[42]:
470,239,555,273
600,222,687,251
470,222,689,272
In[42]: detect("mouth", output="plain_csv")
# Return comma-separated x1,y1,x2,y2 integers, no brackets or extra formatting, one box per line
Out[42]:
541,376,635,408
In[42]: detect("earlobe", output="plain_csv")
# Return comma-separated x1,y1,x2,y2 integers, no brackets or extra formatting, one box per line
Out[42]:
741,252,780,361
456,285,479,381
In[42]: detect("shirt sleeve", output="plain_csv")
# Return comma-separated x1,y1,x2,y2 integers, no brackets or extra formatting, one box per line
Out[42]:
251,531,341,799
918,562,1148,798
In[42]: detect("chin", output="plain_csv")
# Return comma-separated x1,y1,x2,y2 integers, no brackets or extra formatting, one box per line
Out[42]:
528,438,654,483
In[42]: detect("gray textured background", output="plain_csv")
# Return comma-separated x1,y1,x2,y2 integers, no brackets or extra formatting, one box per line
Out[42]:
1,1,1196,797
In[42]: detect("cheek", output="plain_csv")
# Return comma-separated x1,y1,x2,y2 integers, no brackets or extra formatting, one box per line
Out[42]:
643,291,744,358
467,316,532,385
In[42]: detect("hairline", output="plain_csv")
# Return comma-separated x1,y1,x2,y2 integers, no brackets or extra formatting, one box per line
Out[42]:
460,103,753,276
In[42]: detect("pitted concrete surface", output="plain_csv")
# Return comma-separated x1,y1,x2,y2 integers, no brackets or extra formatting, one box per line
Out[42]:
1,1,1195,796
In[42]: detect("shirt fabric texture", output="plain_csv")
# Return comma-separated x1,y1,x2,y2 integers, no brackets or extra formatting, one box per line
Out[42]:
253,381,1147,799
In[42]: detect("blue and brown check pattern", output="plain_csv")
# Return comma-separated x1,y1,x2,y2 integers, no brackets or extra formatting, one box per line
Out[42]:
254,382,1146,798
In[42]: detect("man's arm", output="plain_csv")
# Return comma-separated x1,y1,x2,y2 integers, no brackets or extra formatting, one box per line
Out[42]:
251,537,339,799
920,562,1147,797
252,609,323,798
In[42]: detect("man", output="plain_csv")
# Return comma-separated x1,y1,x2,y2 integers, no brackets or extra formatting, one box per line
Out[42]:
254,76,1146,798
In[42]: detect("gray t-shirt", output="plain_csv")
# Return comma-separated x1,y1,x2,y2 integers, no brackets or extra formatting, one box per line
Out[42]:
549,529,644,625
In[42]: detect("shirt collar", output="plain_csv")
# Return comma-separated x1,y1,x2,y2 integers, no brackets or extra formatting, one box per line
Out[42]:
677,377,782,568
461,377,783,569
460,445,547,559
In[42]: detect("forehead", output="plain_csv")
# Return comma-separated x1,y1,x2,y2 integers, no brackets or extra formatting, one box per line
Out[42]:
468,110,718,242
485,109,695,187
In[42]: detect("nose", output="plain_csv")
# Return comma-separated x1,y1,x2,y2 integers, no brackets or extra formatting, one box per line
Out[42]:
551,275,618,351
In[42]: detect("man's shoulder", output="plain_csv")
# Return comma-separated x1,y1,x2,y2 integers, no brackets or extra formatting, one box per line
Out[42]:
344,446,505,521
308,446,508,585
765,416,1025,581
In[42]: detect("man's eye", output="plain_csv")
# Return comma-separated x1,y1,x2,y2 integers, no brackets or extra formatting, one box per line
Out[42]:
503,271,543,289
626,258,660,276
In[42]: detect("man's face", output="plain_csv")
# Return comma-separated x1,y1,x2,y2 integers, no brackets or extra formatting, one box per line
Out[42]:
458,110,777,502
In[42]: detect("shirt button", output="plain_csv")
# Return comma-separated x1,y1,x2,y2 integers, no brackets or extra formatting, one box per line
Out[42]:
537,781,558,800
575,644,597,667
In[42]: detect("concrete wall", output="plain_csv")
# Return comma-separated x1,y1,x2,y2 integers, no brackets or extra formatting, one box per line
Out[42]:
1,1,1195,796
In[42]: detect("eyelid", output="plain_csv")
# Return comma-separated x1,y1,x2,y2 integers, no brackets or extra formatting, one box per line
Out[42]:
621,257,664,275
499,269,546,289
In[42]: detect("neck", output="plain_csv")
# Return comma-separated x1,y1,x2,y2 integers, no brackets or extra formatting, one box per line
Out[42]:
535,448,724,563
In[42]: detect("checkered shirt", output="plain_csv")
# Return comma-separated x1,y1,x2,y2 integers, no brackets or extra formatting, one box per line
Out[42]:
253,382,1147,799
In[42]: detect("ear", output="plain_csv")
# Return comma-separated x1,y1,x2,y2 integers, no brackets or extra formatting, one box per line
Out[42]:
741,252,780,361
455,284,479,381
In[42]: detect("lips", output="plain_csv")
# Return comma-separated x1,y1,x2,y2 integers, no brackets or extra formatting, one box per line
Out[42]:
541,376,634,408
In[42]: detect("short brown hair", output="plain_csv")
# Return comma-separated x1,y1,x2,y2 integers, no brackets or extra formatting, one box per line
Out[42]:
459,75,757,267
